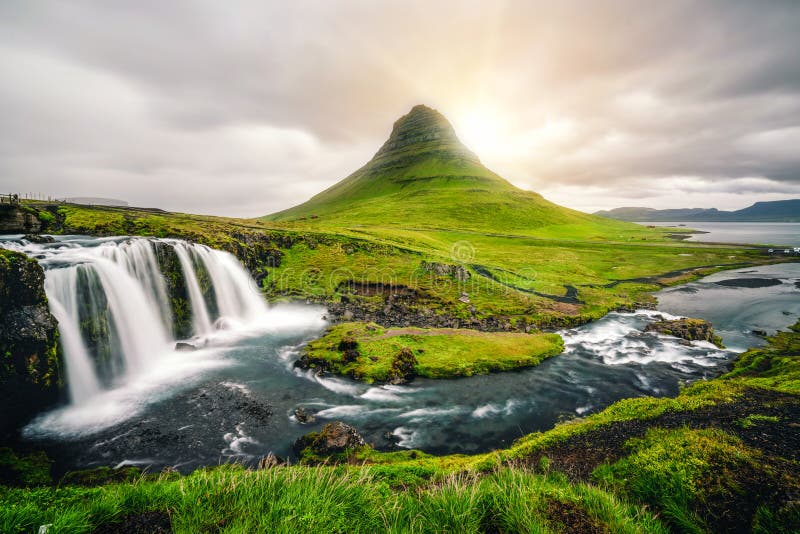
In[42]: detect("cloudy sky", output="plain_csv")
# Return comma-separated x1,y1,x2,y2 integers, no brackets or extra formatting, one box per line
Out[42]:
1,1,799,217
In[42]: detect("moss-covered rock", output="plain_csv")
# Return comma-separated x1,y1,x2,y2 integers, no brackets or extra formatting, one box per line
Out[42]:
293,421,367,464
0,447,52,487
60,466,143,486
645,317,725,348
152,241,192,338
0,250,62,438
386,347,417,384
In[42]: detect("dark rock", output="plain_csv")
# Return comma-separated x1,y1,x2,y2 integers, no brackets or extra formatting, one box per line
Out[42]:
337,336,360,362
383,431,401,444
645,317,724,348
152,241,192,338
752,330,768,337
342,349,360,363
92,511,172,534
0,250,62,438
293,421,366,461
22,234,55,244
0,205,43,234
294,407,315,424
386,347,417,384
0,447,52,486
258,452,284,468
174,342,197,352
337,336,358,351
421,261,471,282
715,278,783,288
324,294,594,333
60,465,142,486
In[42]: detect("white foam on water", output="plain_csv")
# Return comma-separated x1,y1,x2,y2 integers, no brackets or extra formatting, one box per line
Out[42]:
315,405,402,419
360,384,416,402
471,399,519,418
24,347,231,437
391,427,418,448
114,459,155,469
220,381,251,395
398,407,464,424
223,423,261,457
305,372,364,396
560,310,736,369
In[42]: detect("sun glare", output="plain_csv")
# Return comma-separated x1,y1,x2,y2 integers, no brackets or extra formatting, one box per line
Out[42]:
453,109,507,157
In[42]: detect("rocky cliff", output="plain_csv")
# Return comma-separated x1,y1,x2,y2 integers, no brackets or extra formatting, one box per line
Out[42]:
0,205,43,234
0,249,62,438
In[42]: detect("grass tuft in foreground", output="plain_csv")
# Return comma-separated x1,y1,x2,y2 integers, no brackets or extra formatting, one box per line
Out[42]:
0,465,666,533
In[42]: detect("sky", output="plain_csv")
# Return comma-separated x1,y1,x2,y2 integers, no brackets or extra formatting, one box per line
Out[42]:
1,1,799,218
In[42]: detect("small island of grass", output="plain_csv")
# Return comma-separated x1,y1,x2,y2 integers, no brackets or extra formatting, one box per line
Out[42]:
298,322,564,383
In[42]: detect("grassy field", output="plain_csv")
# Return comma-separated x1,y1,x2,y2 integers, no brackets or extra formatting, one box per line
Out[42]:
3,323,797,533
30,201,784,331
301,322,564,382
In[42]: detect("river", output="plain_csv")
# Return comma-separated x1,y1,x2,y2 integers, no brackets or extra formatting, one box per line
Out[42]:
1,235,799,473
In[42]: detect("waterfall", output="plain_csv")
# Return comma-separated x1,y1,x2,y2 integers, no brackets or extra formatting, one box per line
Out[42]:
2,236,270,406
44,268,102,404
173,244,215,335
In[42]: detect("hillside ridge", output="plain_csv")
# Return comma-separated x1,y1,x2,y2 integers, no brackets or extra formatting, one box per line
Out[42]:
595,199,800,222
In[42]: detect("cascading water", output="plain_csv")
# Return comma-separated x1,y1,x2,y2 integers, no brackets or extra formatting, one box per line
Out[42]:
2,236,271,406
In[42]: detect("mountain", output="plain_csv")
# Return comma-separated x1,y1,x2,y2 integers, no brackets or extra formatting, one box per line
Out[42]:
265,105,632,235
595,199,800,222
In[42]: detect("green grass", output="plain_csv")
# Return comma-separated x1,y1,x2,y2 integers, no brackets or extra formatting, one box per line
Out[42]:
302,322,564,382
28,201,788,334
2,313,798,532
0,465,667,533
593,427,768,533
724,321,800,393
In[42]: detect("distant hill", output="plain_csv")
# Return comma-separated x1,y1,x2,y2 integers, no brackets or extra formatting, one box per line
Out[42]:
264,105,638,237
595,200,800,222
65,197,128,207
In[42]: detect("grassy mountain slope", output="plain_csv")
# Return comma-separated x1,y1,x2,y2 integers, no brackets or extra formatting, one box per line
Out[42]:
264,105,643,238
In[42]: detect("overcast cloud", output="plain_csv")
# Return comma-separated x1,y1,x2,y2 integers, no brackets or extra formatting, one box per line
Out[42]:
1,0,798,216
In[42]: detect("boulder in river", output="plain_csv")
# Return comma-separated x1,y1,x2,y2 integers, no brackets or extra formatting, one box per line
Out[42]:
22,234,55,244
645,317,724,348
174,342,197,352
294,407,316,424
293,421,366,463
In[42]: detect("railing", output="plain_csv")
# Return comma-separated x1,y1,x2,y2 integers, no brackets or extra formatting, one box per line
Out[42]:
0,193,20,205
1,193,66,205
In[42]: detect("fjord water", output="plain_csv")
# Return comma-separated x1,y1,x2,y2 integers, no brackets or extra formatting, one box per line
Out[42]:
642,221,800,245
2,236,799,471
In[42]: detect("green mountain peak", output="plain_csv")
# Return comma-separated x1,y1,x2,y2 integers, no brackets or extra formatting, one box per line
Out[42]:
264,105,631,237
371,104,480,167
